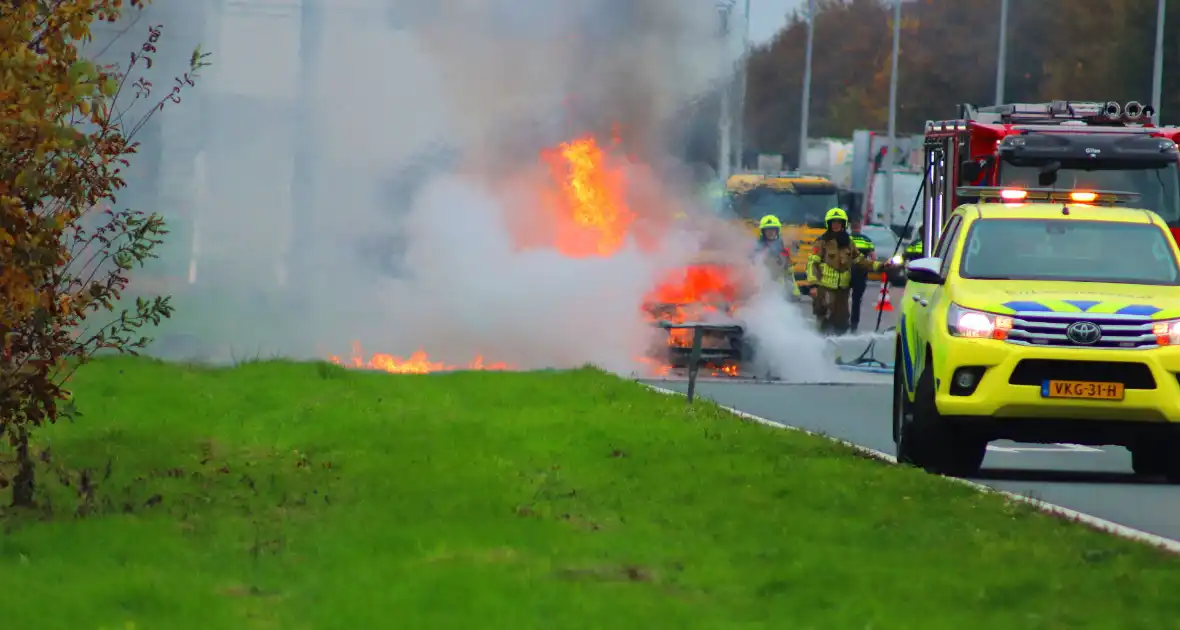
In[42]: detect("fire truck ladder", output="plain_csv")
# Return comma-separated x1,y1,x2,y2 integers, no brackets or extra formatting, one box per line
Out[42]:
958,100,1156,127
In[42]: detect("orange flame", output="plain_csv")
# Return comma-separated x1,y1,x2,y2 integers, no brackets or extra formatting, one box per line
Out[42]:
647,264,739,306
540,135,636,257
642,263,744,347
330,344,512,374
632,355,741,378
634,355,673,377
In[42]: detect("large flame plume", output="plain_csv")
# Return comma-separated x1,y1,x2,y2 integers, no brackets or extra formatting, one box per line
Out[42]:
541,135,636,258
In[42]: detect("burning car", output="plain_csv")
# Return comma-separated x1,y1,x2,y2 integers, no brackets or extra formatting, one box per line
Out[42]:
641,249,756,374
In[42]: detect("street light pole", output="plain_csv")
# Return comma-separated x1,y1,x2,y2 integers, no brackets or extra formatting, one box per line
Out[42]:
734,0,751,171
994,0,1008,105
1152,0,1165,125
884,0,901,227
799,0,815,171
291,0,321,294
717,1,733,185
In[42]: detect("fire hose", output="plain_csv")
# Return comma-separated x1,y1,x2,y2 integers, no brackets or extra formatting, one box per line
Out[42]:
835,176,926,374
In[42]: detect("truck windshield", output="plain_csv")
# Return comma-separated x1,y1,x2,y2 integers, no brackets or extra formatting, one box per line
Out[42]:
998,162,1180,225
728,187,838,228
959,218,1180,286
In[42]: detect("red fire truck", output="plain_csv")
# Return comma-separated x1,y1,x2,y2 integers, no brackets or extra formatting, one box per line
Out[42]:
918,100,1180,251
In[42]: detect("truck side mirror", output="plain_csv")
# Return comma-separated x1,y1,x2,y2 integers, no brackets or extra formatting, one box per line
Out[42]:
906,257,944,285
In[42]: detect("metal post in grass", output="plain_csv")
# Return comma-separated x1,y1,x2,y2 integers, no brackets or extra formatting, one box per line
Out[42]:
686,326,704,403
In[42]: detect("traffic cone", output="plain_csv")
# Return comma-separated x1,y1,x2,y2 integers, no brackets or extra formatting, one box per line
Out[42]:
874,283,893,312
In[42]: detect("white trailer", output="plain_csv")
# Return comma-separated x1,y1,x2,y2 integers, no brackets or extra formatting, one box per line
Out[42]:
799,137,854,188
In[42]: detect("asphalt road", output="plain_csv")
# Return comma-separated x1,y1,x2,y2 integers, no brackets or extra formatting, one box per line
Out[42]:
848,281,903,334
796,282,902,368
644,378,1180,542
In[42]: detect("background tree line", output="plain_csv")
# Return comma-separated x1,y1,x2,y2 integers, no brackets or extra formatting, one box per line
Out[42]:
684,0,1180,169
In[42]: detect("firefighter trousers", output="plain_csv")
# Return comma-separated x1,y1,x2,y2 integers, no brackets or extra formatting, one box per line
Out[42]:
849,276,867,332
812,286,852,335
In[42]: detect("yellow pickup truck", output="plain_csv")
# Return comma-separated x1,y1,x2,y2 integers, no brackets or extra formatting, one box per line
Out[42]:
723,173,841,295
895,187,1180,481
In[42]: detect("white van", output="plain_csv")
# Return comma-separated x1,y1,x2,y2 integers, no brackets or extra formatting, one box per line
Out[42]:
868,170,923,236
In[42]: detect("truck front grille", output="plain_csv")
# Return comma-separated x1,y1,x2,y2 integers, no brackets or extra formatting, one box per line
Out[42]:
1005,312,1157,349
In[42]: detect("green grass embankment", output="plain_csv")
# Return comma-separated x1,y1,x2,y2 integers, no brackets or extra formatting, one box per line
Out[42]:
1,357,1177,629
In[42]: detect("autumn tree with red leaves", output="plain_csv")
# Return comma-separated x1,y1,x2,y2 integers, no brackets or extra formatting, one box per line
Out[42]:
741,0,1180,166
0,0,209,506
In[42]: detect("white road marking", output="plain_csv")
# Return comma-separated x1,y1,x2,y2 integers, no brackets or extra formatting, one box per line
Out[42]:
987,443,1105,453
641,383,1180,554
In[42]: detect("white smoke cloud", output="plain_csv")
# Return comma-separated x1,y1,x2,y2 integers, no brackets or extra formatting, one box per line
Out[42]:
356,172,701,371
102,0,849,379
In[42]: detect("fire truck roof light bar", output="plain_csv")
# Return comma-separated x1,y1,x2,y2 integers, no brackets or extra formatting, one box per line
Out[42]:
956,187,1142,205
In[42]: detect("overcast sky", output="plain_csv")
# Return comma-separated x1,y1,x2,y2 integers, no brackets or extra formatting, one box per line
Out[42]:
748,0,802,46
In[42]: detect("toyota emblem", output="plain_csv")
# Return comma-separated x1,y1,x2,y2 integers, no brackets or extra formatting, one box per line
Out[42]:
1065,321,1102,345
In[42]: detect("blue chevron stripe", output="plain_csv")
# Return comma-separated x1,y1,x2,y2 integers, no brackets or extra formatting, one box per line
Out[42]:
1115,304,1162,316
1001,300,1053,312
1064,300,1101,311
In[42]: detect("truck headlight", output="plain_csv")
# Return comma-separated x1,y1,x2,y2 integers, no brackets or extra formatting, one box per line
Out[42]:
889,254,903,266
1152,320,1180,345
947,303,1012,340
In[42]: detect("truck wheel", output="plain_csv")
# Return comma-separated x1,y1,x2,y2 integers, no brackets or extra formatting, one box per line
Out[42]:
1164,458,1180,485
1130,442,1167,477
892,338,911,445
1152,441,1180,484
897,359,987,477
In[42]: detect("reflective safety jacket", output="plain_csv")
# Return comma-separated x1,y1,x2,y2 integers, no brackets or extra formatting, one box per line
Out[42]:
752,237,791,275
849,232,876,279
850,232,875,255
807,236,882,290
752,236,790,258
751,237,803,296
904,239,923,258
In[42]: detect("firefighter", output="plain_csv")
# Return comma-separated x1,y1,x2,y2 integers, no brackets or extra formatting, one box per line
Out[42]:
903,236,924,261
848,216,876,333
752,215,802,299
755,214,783,247
808,208,894,335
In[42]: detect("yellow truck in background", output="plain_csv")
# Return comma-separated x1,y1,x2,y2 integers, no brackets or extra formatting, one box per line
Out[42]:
723,172,842,295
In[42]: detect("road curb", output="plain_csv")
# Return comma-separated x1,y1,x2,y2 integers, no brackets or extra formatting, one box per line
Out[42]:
642,383,1180,555
642,377,886,387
